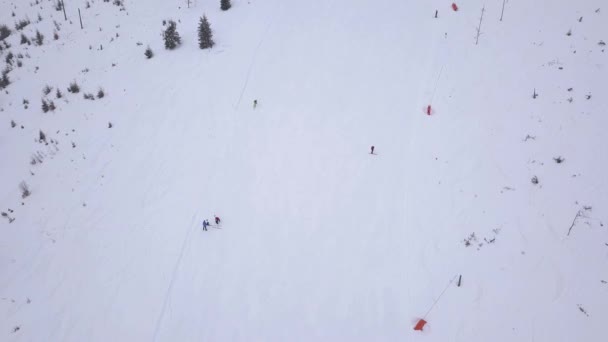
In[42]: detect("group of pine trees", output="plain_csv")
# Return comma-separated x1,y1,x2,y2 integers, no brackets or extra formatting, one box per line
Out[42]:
163,16,214,50
162,0,230,52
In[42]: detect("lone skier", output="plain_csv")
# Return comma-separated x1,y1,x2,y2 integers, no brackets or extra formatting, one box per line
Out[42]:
370,145,375,155
253,99,258,109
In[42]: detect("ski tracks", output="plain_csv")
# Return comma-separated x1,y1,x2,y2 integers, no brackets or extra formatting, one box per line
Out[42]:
151,212,197,342
234,1,282,110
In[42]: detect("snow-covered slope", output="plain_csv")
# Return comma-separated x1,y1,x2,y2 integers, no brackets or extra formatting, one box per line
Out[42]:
1,0,607,341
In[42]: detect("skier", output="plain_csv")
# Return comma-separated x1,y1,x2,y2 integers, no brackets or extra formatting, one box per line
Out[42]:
370,145,375,155
202,220,209,231
215,216,221,225
253,99,258,109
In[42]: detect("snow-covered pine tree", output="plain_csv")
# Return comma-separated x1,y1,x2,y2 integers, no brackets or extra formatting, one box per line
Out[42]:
163,21,181,50
221,0,231,11
34,30,44,45
198,16,214,49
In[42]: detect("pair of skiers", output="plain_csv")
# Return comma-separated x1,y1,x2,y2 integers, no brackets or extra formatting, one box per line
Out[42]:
202,216,221,231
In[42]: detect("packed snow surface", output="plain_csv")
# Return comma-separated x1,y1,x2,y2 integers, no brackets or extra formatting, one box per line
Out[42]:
0,0,607,341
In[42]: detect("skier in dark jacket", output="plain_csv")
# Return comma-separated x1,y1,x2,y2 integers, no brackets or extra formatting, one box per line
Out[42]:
370,146,375,154
215,216,221,225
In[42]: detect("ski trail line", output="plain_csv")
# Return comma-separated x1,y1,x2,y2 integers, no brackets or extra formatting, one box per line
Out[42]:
423,275,458,319
234,10,278,110
152,213,197,342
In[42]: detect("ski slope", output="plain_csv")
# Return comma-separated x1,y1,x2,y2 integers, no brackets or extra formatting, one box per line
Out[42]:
1,0,607,341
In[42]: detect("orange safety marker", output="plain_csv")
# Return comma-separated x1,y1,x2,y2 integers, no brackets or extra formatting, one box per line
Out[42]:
414,319,427,331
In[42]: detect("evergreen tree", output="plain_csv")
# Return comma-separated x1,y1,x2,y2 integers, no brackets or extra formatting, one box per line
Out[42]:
34,30,44,45
220,0,231,11
198,16,214,49
163,21,181,50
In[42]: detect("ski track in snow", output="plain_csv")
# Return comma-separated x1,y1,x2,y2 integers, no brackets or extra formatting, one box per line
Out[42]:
152,213,197,342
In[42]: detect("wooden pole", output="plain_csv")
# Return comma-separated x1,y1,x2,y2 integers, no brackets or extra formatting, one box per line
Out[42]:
61,0,67,21
500,0,506,21
78,8,83,29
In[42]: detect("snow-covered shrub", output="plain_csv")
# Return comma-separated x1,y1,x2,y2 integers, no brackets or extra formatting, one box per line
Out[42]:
20,33,30,45
0,25,11,41
67,81,80,93
97,88,105,99
144,46,154,59
5,51,14,65
0,68,10,90
15,18,30,31
221,0,232,11
41,99,49,112
42,85,53,96
19,181,31,198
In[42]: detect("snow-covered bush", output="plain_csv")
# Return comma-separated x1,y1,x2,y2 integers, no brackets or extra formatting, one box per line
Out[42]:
0,25,11,41
221,0,232,11
15,18,30,31
5,51,14,65
20,33,30,45
19,181,31,198
41,99,49,112
67,81,80,93
145,46,154,59
0,68,10,90
42,85,53,96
